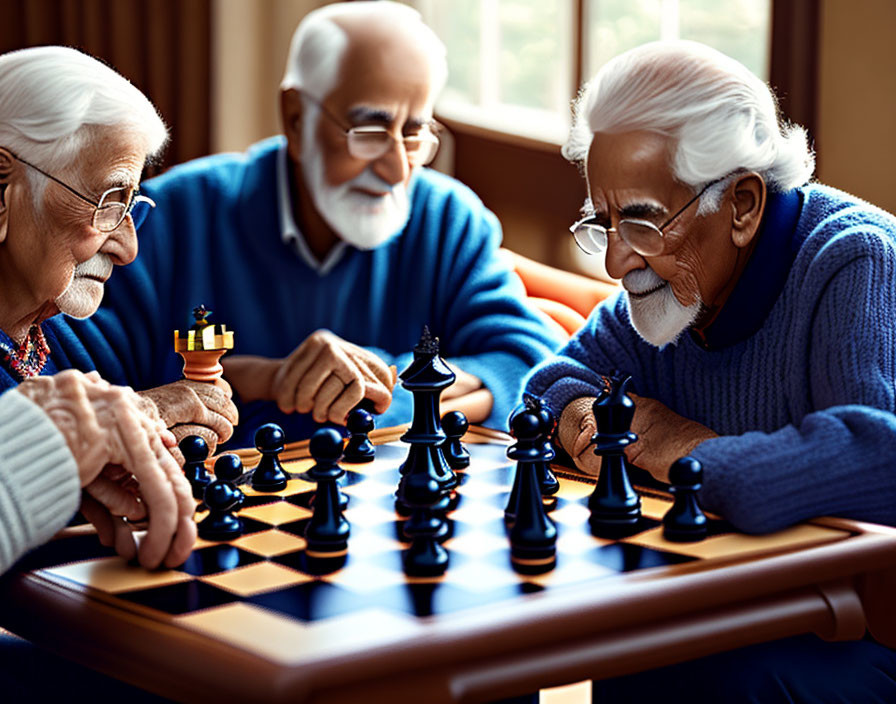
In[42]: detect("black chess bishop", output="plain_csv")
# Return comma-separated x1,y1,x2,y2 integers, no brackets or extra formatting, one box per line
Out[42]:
588,375,642,536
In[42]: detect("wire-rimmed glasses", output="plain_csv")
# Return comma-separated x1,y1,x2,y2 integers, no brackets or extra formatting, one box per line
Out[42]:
8,151,155,231
300,92,440,167
569,178,724,257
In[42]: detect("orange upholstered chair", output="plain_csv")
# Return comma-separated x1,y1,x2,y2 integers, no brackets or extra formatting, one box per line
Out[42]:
501,248,620,337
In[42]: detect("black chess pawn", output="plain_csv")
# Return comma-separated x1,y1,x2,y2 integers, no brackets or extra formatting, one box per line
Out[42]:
180,435,211,499
663,457,708,542
252,423,288,492
441,410,470,470
505,404,555,520
505,407,536,522
588,375,642,536
343,408,376,463
529,398,560,499
507,408,557,574
304,428,351,558
214,454,245,509
198,454,245,541
399,458,449,577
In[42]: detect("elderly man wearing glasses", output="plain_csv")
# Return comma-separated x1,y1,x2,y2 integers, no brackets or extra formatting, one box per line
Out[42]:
525,39,896,704
0,44,214,572
83,1,563,447
0,47,238,449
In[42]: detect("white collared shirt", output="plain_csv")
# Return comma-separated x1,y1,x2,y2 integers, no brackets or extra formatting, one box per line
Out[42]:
276,142,347,275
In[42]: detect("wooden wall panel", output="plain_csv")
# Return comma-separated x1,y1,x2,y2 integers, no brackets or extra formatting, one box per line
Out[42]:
0,0,212,173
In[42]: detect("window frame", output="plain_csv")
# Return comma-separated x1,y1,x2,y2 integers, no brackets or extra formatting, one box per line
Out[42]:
426,0,816,151
425,0,820,274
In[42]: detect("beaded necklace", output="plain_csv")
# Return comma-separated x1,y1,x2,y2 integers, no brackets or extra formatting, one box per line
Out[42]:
0,324,50,380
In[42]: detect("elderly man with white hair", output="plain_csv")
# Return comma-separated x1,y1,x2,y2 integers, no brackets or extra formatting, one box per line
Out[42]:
0,45,211,573
83,0,563,447
0,46,240,453
0,44,215,701
525,40,896,703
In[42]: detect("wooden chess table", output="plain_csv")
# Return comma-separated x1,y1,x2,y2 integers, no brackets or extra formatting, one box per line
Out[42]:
0,425,894,703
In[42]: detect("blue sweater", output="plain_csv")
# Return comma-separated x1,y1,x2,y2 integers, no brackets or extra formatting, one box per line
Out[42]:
72,137,563,447
525,184,896,533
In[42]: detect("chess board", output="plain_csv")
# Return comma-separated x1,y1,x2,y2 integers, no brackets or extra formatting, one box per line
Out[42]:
2,426,896,704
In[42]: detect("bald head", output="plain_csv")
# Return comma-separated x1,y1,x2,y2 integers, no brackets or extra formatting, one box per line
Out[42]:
281,1,447,103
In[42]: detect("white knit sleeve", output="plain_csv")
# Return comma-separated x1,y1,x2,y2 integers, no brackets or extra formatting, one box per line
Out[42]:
0,389,81,573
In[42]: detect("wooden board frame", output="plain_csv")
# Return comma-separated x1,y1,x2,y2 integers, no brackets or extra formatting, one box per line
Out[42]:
1,426,895,704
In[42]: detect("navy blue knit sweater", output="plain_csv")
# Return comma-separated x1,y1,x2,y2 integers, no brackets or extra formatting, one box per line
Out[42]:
525,184,896,533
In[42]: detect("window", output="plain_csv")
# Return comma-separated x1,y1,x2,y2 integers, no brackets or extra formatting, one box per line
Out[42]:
410,0,770,144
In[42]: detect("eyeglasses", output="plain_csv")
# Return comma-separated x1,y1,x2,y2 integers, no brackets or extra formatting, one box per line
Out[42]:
569,178,723,257
9,152,155,232
301,92,440,167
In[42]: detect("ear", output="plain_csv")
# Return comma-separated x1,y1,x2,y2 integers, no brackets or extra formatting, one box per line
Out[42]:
280,89,305,163
729,172,766,249
0,148,14,243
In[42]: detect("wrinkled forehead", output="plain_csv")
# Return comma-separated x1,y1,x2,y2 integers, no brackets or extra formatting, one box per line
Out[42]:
67,125,149,191
585,130,682,207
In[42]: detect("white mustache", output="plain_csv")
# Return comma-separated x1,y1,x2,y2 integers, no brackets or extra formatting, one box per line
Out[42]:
73,253,113,280
623,267,666,294
350,167,400,195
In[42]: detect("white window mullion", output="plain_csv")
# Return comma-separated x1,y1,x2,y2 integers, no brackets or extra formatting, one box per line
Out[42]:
660,0,680,41
480,0,500,109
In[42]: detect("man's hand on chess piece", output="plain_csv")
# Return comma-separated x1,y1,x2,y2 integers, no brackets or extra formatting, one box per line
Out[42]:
559,394,717,482
224,330,397,425
625,393,717,483
440,364,493,424
15,370,197,569
558,396,601,476
137,379,238,455
275,330,397,424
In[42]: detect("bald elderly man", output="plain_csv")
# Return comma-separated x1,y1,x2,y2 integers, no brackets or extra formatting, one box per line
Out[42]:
525,40,896,704
81,1,563,446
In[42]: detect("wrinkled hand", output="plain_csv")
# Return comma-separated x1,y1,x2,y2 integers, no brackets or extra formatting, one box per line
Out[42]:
138,379,238,454
558,397,601,476
440,363,492,424
15,370,196,569
557,394,717,482
271,330,397,424
625,393,717,483
80,465,147,560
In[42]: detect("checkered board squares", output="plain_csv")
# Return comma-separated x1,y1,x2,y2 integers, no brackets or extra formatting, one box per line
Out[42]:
29,434,853,656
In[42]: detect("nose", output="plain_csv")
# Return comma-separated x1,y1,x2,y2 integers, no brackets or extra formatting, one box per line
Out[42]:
371,136,410,187
604,230,645,280
103,216,139,266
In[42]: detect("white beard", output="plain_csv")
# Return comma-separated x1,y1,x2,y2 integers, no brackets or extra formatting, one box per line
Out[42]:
301,108,411,250
623,267,702,347
55,252,113,319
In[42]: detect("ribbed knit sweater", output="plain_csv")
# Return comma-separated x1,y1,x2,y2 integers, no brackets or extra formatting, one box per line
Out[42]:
70,137,563,447
0,390,79,573
525,184,896,533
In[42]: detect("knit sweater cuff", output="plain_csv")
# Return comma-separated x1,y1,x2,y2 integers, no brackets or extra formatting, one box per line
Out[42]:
0,390,81,571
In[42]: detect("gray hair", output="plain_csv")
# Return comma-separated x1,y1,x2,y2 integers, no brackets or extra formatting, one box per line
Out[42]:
280,1,448,100
0,46,168,200
566,40,814,210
